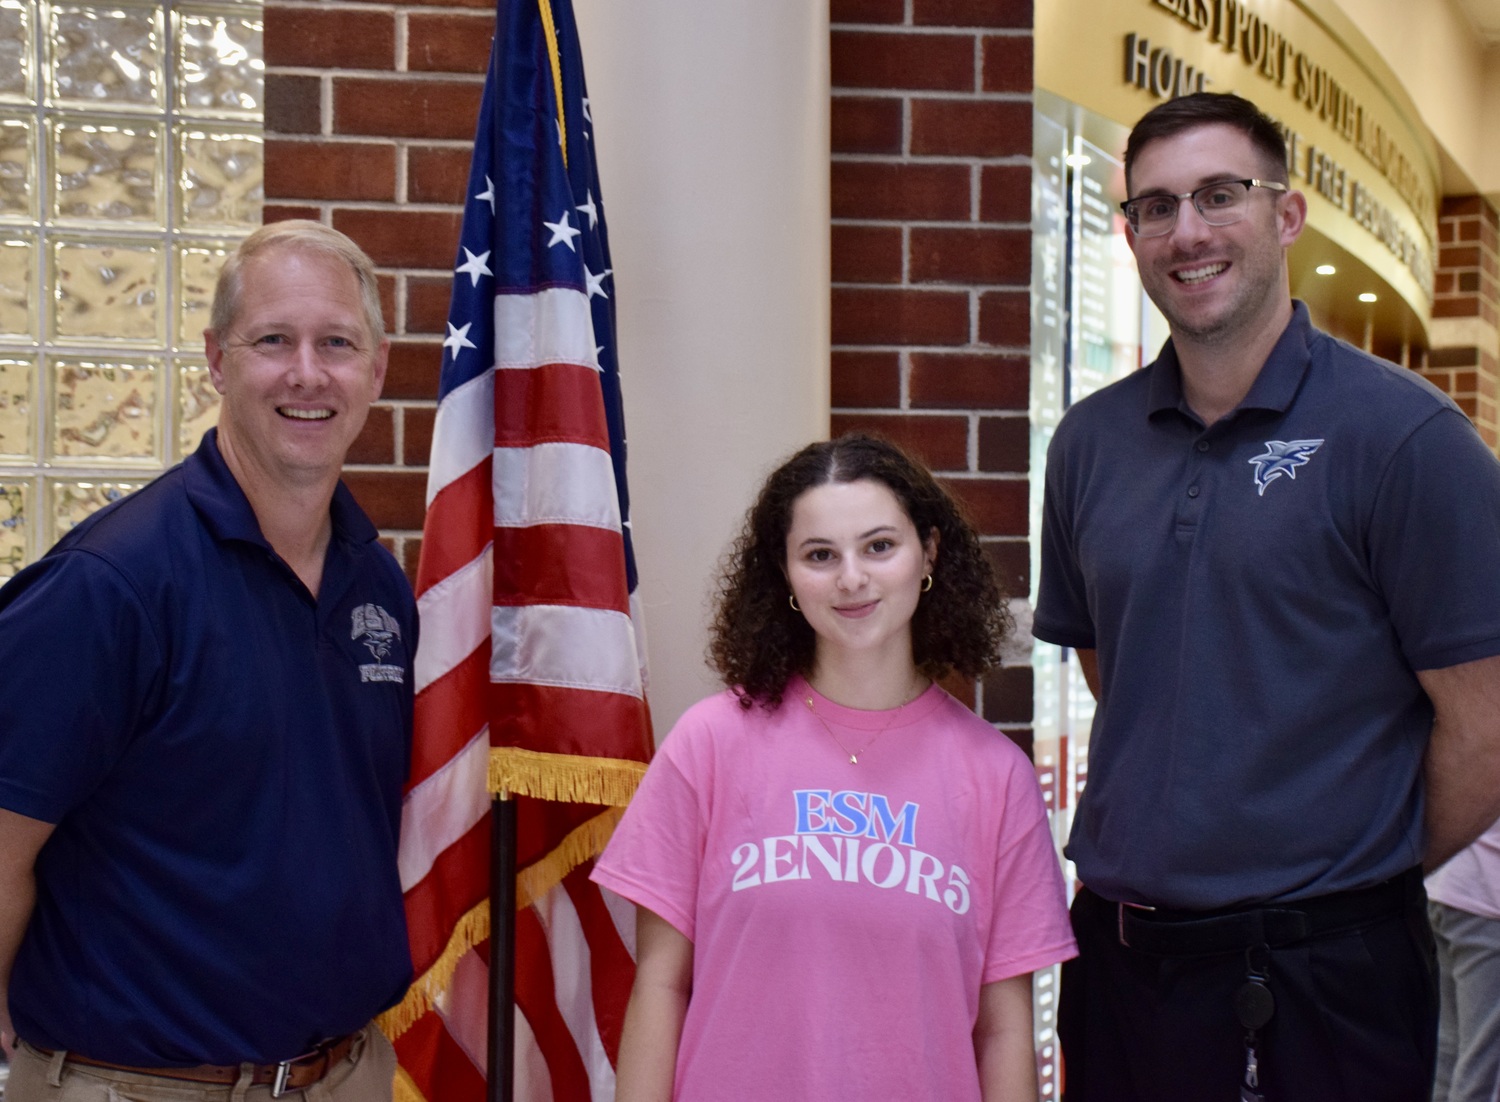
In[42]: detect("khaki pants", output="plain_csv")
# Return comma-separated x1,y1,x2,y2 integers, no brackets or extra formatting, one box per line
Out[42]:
6,1023,395,1102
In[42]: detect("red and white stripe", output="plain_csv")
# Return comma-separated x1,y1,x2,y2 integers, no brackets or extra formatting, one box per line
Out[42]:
394,283,644,1100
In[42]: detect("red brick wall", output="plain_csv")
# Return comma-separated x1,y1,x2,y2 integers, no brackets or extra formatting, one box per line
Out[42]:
1425,195,1500,449
264,0,492,580
829,0,1035,740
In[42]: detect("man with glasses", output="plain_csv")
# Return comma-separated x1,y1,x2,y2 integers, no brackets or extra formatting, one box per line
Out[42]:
1035,92,1500,1101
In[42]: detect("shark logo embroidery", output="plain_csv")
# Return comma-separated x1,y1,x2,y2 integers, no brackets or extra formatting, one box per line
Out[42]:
1247,439,1324,496
351,603,405,682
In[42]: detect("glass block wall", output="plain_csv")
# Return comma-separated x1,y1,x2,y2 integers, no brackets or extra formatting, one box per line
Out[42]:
0,0,263,581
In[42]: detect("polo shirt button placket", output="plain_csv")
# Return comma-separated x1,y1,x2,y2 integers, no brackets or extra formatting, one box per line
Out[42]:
1189,435,1211,498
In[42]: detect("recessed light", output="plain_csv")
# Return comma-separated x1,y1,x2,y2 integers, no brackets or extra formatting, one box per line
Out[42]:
1358,292,1377,303
1065,154,1092,168
1315,264,1336,275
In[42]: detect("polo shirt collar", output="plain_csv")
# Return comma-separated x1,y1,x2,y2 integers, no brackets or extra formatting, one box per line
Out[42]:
1147,300,1314,423
183,428,379,550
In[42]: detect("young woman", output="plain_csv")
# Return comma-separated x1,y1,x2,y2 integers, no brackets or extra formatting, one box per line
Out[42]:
592,435,1076,1101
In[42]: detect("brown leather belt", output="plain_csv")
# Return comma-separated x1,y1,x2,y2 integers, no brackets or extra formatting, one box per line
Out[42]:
38,1032,357,1098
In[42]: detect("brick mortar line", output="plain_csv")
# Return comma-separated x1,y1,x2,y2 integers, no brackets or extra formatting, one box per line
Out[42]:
839,412,1032,421
829,90,1033,103
833,407,1012,416
395,144,410,204
831,218,1033,228
319,74,333,136
268,67,486,83
832,153,1035,165
394,9,409,74
267,2,492,12
317,201,466,213
268,133,457,145
832,282,1032,292
829,24,1032,36
833,88,1023,99
832,343,1031,352
835,349,1033,358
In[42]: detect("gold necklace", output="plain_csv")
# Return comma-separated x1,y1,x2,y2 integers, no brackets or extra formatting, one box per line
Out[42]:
803,682,926,765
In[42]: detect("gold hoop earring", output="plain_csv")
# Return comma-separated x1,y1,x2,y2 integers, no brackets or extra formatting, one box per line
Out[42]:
789,594,801,612
921,574,933,592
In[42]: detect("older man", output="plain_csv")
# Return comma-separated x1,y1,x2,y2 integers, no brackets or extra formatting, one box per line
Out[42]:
0,221,415,1100
1036,93,1500,1101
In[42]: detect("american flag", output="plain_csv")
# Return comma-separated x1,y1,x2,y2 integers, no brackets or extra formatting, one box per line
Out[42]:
381,0,654,1097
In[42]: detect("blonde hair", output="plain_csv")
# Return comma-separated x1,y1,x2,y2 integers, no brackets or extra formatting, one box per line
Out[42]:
209,220,384,345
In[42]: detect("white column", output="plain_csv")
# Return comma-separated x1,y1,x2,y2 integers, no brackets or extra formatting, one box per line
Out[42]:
573,0,831,731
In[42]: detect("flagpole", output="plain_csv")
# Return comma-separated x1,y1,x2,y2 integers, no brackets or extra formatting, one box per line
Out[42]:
489,794,517,1102
487,9,517,1095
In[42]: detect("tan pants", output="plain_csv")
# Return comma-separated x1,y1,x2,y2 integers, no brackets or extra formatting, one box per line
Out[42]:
6,1023,395,1102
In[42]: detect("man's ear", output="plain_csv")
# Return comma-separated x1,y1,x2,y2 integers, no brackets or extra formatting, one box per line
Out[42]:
1277,188,1308,248
205,330,228,395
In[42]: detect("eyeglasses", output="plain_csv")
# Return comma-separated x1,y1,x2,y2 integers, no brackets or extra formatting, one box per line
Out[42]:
1119,179,1289,237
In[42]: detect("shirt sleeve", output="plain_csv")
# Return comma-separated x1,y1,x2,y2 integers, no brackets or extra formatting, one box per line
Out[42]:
1367,408,1500,671
591,718,709,942
981,762,1078,984
0,550,164,823
1034,419,1096,649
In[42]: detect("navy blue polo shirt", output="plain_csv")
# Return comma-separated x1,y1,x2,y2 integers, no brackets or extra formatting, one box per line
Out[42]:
1036,303,1500,910
0,429,416,1064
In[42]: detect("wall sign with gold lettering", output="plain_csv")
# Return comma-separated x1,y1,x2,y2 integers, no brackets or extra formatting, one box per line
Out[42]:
1037,0,1441,322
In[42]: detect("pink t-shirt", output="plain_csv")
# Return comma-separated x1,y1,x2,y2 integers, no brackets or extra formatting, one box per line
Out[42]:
1427,817,1500,921
592,677,1077,1101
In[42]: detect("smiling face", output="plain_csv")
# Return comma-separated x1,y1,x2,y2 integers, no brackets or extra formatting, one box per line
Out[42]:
1126,123,1305,348
784,478,937,676
206,244,389,496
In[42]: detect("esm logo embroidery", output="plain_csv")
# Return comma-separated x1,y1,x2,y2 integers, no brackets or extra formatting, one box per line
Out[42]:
352,602,405,683
1248,439,1324,497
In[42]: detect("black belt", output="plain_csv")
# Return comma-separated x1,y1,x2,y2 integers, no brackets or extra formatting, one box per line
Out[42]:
1108,866,1421,956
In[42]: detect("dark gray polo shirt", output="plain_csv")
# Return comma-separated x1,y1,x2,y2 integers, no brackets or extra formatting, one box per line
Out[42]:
1035,302,1500,909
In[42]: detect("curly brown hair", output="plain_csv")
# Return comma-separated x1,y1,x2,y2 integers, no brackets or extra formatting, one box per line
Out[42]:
709,434,1011,709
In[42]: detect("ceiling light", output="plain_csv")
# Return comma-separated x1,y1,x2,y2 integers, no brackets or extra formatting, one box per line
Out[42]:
1358,292,1377,303
1315,264,1336,275
1065,154,1092,168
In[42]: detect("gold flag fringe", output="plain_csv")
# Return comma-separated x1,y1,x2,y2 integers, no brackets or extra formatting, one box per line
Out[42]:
377,803,631,1043
490,747,646,806
392,1066,428,1102
517,804,626,910
378,899,490,1041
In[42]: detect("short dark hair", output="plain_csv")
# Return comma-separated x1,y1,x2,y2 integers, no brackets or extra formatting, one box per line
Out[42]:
1125,92,1288,192
709,434,1011,709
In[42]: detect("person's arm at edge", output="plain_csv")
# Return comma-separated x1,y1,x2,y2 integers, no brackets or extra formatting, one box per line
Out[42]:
974,973,1037,1102
1419,653,1500,872
0,807,56,1055
1075,648,1100,702
614,906,693,1102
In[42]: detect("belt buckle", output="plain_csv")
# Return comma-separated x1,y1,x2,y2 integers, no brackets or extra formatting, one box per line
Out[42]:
272,1060,293,1098
1117,900,1155,947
